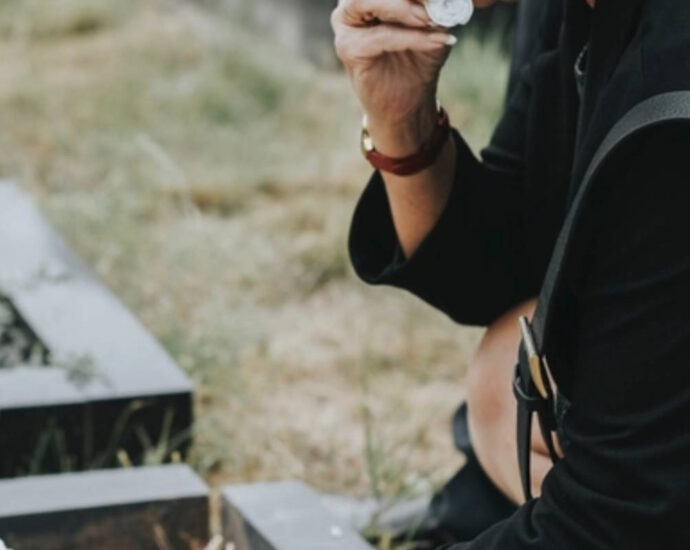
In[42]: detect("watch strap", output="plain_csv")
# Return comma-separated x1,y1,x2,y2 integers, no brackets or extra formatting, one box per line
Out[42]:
363,108,451,177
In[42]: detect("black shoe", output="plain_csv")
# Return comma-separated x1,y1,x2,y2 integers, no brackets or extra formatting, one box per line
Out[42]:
417,403,518,544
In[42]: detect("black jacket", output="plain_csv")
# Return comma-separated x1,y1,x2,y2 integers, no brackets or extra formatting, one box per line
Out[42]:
349,0,690,547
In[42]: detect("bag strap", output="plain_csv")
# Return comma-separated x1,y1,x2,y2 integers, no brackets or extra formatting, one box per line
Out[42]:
514,91,690,502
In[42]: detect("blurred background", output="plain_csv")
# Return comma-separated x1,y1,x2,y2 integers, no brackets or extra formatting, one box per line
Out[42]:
0,0,514,505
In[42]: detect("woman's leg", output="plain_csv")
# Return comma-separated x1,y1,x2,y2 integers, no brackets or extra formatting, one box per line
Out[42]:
465,299,556,505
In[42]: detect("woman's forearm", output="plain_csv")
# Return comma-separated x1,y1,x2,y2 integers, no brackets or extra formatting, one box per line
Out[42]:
330,0,460,260
367,108,458,259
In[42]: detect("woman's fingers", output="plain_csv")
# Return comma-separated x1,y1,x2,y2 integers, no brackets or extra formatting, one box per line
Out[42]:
335,0,431,29
331,0,453,64
335,24,453,62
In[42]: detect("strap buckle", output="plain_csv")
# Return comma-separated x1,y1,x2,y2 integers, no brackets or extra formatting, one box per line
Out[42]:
514,316,560,502
518,316,550,400
512,366,543,410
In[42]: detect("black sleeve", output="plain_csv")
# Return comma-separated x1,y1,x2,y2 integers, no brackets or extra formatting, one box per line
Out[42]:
349,130,533,327
441,127,690,549
348,56,548,326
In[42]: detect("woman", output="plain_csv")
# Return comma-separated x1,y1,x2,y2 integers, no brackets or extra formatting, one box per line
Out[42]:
332,0,690,547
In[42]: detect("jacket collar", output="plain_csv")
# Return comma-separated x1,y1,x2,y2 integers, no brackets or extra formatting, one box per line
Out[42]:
584,0,645,106
565,0,647,200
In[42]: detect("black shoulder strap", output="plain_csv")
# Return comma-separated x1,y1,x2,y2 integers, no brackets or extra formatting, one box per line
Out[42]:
532,91,690,351
515,91,690,502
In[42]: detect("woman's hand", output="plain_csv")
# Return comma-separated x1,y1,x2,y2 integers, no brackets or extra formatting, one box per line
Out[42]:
331,0,456,156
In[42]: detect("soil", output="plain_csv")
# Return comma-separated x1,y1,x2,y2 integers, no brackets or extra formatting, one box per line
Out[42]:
0,295,49,369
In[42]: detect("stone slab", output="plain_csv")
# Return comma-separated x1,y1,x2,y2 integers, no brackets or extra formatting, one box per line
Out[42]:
320,493,432,538
0,465,209,549
222,481,372,550
0,181,193,476
0,181,191,401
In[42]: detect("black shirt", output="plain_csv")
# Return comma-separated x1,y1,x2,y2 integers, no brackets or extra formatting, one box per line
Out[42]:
348,0,690,547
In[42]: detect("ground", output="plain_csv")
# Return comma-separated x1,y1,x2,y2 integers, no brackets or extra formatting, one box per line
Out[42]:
0,0,508,503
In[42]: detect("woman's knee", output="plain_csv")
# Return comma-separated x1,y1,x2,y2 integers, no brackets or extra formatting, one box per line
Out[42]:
466,300,538,438
466,350,508,432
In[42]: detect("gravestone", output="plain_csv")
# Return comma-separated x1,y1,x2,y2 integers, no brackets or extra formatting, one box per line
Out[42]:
222,481,373,549
0,181,193,477
0,464,209,549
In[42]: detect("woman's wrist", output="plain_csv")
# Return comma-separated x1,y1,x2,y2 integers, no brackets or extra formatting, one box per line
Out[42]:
365,100,439,157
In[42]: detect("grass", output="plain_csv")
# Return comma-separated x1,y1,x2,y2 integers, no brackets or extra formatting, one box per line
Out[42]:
0,0,508,504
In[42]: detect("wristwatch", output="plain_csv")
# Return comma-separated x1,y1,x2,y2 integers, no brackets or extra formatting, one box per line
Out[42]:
360,103,451,176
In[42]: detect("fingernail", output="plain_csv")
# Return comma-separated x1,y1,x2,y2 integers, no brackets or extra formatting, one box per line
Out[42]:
445,35,458,46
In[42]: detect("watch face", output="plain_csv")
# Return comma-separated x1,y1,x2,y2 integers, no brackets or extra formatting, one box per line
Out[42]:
425,0,474,27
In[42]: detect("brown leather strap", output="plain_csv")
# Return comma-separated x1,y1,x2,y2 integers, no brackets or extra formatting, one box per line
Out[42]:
364,108,451,176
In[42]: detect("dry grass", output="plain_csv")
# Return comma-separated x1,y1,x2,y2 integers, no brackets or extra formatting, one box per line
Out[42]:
0,0,507,501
